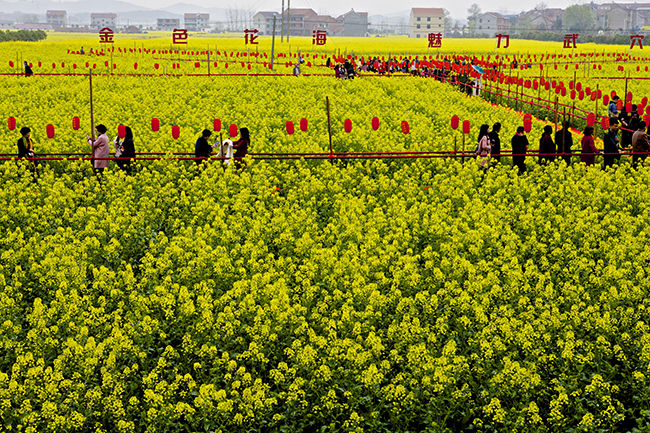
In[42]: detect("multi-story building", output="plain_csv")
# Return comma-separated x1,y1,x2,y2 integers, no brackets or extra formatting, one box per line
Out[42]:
283,8,319,36
157,18,181,31
594,3,650,31
46,10,67,28
474,12,510,37
409,8,445,38
253,11,279,35
184,13,209,31
336,9,369,37
91,13,117,30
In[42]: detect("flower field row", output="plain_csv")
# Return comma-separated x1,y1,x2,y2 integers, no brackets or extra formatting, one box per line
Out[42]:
2,159,650,432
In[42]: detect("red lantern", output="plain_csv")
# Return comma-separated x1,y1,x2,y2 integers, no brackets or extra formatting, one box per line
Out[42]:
172,125,180,139
611,90,617,98
286,121,295,135
229,124,238,137
638,105,644,116
72,116,80,130
371,117,379,131
578,91,584,100
603,95,610,106
642,97,648,106
344,119,352,133
46,124,55,139
8,61,13,68
646,106,650,115
154,63,160,69
195,62,200,68
300,118,308,132
450,115,459,130
134,63,138,70
626,103,633,113
8,117,16,130
570,90,576,100
626,92,633,102
601,117,610,130
462,120,470,135
213,119,221,132
401,121,410,134
587,113,595,127
151,118,160,132
617,99,623,111
561,88,567,97
118,124,126,139
523,118,532,133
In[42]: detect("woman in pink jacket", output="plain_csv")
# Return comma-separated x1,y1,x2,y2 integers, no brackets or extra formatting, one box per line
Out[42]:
87,124,110,175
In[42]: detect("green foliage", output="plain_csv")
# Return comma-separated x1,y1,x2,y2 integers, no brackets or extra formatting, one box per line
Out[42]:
0,30,47,42
1,158,650,432
563,5,595,32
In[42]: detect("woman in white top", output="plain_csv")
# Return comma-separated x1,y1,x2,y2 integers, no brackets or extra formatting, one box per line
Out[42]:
476,124,491,168
215,138,233,168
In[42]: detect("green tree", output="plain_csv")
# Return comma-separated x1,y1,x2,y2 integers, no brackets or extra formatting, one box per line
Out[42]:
467,3,481,35
563,4,594,32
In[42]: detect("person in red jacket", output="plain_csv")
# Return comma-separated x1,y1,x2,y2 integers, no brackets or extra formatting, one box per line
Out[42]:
232,128,250,170
580,126,599,166
538,125,556,164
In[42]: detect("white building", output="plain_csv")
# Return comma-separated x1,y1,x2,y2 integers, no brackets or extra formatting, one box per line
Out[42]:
46,10,67,28
157,18,180,31
474,12,510,37
184,13,209,31
409,8,445,38
253,11,279,35
91,13,117,30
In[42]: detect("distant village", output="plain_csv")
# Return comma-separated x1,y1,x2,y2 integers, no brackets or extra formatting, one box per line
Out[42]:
1,3,648,37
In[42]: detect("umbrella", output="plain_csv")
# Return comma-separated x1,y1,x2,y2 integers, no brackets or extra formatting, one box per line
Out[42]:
472,65,485,74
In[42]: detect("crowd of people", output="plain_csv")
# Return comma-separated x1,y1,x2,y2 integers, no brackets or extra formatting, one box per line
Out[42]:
16,123,250,175
475,118,650,174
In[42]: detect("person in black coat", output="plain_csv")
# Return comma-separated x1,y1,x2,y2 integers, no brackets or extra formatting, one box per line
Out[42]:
539,125,555,164
511,126,529,175
555,121,573,165
24,61,33,77
194,129,214,164
116,126,136,173
488,122,501,163
17,127,35,158
603,120,621,169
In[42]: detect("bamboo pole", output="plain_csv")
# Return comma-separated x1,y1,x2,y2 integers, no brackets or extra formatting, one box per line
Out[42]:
326,97,333,157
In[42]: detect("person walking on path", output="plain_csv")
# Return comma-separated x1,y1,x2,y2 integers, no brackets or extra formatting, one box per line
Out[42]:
88,124,110,175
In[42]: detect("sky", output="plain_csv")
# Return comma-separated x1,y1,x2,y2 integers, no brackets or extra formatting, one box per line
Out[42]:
122,0,586,20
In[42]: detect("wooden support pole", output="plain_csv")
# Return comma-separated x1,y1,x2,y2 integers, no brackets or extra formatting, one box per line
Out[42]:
326,97,333,157
270,17,277,70
89,69,95,141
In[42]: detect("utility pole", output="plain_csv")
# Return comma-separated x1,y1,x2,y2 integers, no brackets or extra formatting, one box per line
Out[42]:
287,0,291,43
281,0,285,42
271,16,277,70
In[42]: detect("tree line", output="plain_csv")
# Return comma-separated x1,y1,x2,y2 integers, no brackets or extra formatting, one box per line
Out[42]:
0,30,47,42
